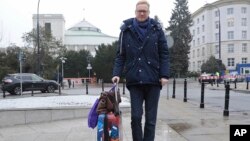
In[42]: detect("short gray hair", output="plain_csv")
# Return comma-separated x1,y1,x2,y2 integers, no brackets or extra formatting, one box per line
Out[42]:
136,0,150,9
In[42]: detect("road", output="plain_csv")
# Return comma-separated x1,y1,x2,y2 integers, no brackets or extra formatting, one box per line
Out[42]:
1,79,249,114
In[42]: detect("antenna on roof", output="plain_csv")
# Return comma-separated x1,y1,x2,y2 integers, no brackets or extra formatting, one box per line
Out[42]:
83,8,85,21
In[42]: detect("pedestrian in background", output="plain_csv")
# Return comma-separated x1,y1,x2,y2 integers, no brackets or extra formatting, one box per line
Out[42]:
112,0,169,141
68,79,71,88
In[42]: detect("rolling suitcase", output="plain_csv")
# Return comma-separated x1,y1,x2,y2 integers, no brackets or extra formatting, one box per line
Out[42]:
97,83,123,141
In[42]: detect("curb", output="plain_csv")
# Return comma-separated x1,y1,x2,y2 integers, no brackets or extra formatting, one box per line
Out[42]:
0,106,130,128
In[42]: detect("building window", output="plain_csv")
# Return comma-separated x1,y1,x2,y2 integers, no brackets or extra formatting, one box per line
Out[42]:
241,7,247,14
45,23,51,35
202,47,205,56
193,40,195,47
193,62,195,70
227,58,235,66
202,15,204,21
228,44,234,53
227,8,234,15
215,11,219,17
198,61,201,70
193,29,195,36
215,33,219,41
202,36,205,43
242,31,247,39
215,21,219,29
215,45,219,54
242,58,248,64
202,25,205,32
193,50,195,58
242,43,248,52
197,27,200,34
197,38,200,45
227,18,234,27
227,31,234,39
197,18,199,24
242,18,247,26
197,49,200,57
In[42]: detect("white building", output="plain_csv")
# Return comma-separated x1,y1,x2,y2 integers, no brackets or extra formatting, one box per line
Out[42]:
32,14,65,44
64,19,118,56
189,0,250,72
32,15,118,56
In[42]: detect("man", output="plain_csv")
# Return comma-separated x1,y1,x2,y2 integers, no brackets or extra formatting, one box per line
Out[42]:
112,1,169,141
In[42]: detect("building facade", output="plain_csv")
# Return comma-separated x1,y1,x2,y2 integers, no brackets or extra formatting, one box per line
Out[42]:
189,0,250,73
32,15,117,56
32,14,65,44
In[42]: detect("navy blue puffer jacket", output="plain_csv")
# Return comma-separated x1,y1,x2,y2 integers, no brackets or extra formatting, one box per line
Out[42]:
112,18,169,86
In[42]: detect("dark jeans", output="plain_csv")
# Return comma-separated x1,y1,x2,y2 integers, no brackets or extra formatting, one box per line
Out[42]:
128,85,161,141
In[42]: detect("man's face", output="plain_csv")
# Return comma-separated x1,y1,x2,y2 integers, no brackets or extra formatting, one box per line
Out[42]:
135,4,150,22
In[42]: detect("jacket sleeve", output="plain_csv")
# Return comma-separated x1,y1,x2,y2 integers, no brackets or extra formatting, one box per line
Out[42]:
158,29,170,79
112,31,126,77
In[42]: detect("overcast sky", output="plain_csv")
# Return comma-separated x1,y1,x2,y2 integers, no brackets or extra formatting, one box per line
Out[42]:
0,0,217,47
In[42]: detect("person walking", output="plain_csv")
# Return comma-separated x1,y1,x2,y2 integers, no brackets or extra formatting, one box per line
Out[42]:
112,1,169,141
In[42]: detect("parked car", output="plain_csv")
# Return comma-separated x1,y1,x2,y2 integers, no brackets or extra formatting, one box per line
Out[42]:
223,72,245,83
198,73,216,84
1,73,59,95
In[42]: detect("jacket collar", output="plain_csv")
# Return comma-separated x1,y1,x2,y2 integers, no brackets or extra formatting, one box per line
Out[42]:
120,18,161,32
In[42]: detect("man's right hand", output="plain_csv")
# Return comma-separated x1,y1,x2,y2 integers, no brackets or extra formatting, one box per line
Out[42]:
112,76,120,83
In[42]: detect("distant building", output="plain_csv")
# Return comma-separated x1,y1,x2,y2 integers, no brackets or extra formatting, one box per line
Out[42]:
189,0,250,72
32,14,65,44
32,14,118,56
64,19,118,56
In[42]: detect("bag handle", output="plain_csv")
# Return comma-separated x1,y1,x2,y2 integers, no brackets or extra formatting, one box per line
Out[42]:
111,83,120,113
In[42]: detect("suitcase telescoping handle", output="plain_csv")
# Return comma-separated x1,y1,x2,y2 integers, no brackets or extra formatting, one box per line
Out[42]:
114,82,119,105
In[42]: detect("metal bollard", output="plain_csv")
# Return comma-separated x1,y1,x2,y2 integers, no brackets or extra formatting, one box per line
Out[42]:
234,80,237,89
247,81,249,90
102,80,104,91
183,79,187,102
59,85,61,95
3,90,6,98
86,81,88,94
200,82,205,108
31,84,34,96
73,81,74,88
223,82,230,116
172,78,176,98
123,80,125,95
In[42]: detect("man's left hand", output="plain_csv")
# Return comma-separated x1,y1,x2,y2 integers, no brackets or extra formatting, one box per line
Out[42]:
160,78,169,86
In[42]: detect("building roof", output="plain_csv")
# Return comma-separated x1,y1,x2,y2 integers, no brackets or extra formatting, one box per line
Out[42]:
32,14,65,20
64,19,118,45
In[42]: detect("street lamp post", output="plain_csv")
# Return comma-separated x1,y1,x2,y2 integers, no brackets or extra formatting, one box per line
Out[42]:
37,0,41,76
86,63,92,82
86,56,92,83
60,57,67,89
206,4,221,60
217,7,221,60
207,3,222,85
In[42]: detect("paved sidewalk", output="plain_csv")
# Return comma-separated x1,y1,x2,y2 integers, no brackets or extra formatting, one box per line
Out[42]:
2,96,249,141
0,98,187,141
